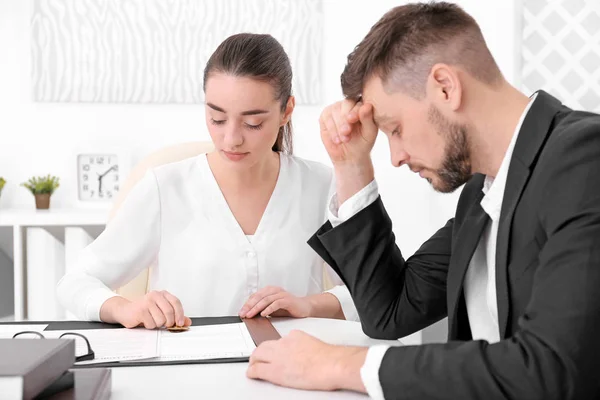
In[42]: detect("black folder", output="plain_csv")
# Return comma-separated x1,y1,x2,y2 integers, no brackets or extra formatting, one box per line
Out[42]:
1,316,280,369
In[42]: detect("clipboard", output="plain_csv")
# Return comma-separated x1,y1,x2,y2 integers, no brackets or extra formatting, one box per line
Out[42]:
0,316,280,369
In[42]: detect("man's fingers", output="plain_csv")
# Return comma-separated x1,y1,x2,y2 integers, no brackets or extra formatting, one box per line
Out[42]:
324,114,341,144
247,361,275,381
162,291,185,326
358,103,378,141
319,116,329,137
339,100,362,142
346,101,363,124
331,107,350,139
249,340,278,365
183,316,192,327
340,98,357,116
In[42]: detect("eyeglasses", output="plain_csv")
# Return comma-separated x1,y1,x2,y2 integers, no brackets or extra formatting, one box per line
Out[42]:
12,331,95,362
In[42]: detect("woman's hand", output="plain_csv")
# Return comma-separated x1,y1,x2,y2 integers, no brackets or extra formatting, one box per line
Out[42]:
239,286,345,320
101,290,192,329
239,286,313,319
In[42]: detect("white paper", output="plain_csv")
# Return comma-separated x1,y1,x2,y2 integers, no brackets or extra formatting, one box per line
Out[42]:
44,328,159,364
1,322,257,365
152,323,256,362
0,325,48,339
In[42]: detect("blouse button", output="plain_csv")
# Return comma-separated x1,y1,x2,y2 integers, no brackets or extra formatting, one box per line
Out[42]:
247,251,256,258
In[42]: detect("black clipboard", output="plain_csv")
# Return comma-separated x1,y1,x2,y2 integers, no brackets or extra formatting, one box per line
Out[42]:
1,316,280,369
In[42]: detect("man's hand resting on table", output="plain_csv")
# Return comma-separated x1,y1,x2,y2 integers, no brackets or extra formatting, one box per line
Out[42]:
247,330,368,393
100,290,192,329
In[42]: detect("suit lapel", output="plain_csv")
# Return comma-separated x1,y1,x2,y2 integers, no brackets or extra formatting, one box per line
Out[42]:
495,91,564,338
447,191,489,338
495,159,529,338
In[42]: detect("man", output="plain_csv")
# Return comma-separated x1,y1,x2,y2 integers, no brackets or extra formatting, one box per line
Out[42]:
247,2,600,399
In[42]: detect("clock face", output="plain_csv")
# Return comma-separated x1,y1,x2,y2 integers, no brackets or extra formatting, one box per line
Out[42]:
77,154,121,201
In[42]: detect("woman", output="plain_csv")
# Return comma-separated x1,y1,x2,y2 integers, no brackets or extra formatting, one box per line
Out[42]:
57,33,355,329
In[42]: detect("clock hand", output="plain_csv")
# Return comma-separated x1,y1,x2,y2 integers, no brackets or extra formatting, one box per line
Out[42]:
97,173,103,194
99,165,117,179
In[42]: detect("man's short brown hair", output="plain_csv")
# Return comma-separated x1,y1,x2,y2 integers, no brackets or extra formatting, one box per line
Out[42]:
341,2,502,100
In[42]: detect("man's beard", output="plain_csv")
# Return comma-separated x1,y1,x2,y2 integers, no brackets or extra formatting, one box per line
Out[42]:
427,105,473,193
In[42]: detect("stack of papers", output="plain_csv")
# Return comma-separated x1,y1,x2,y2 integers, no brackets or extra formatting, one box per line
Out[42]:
2,323,257,365
44,327,160,364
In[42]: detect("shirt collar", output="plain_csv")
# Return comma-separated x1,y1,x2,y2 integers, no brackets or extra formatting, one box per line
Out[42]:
480,92,538,221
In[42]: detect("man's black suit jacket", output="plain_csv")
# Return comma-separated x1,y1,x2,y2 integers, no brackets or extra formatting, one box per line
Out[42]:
309,91,600,399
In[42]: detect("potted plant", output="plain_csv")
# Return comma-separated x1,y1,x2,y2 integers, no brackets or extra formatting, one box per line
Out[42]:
21,175,60,210
0,177,5,197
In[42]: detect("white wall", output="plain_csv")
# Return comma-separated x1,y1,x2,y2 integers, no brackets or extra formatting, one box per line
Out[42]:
0,0,520,246
0,0,520,332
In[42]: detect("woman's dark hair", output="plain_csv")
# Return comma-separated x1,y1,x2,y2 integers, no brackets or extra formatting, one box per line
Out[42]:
203,33,293,154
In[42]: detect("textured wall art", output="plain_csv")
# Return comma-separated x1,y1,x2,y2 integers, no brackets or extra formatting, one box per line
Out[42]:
31,0,323,104
521,0,600,112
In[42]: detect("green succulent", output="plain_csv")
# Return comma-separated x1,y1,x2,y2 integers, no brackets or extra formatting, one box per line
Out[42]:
21,175,60,195
0,177,5,195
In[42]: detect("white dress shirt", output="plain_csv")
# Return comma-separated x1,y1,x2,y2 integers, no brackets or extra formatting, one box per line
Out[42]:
57,153,357,321
464,93,536,342
329,94,538,399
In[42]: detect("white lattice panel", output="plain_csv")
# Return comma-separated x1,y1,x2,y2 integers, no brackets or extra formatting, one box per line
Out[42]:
521,0,600,112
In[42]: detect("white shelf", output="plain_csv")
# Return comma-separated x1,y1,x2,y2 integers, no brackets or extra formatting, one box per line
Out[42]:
0,208,109,226
0,208,109,320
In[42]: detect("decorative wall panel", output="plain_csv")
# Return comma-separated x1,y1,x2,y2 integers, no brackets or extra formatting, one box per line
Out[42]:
522,0,600,112
31,0,323,104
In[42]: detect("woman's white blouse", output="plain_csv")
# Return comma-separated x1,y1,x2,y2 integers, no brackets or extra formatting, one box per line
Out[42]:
57,154,357,321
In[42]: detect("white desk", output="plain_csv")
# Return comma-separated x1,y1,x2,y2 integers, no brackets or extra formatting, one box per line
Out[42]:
0,208,108,319
110,317,402,399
